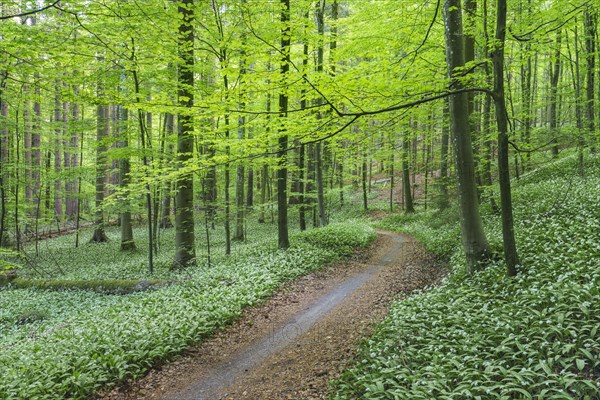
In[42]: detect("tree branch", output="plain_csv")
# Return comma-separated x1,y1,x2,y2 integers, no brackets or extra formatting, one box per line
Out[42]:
0,1,60,20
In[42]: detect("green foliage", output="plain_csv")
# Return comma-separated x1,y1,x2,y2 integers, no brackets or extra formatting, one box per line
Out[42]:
376,206,461,258
296,219,377,257
0,249,20,272
19,219,295,281
6,278,171,294
0,220,375,399
331,155,600,399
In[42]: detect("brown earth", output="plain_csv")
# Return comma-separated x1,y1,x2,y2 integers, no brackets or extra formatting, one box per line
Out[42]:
95,230,445,400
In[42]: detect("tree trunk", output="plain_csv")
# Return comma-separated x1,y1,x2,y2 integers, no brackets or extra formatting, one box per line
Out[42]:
24,86,32,219
584,7,596,155
298,143,307,231
246,168,254,207
160,113,175,229
223,75,231,255
567,24,585,177
70,86,80,221
63,86,74,219
234,114,245,241
520,34,532,171
362,157,368,211
277,0,291,250
492,0,519,276
438,100,450,210
32,72,41,222
549,31,562,157
91,89,109,243
259,162,268,224
402,135,414,213
173,0,196,267
54,79,63,223
443,0,490,273
389,137,395,211
464,0,480,181
118,105,135,251
259,92,271,226
315,0,327,227
482,82,499,213
0,93,7,246
298,20,309,231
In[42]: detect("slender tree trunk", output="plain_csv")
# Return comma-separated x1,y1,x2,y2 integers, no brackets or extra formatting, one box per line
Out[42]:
234,112,245,241
315,0,327,227
482,82,499,213
45,150,51,216
246,168,254,207
91,86,109,243
492,0,519,276
298,142,306,231
464,0,480,181
424,134,430,210
75,110,84,249
118,105,135,251
54,78,63,223
160,113,174,228
361,156,368,211
481,0,499,213
277,0,291,249
32,72,41,222
584,7,596,155
259,163,268,224
174,0,196,267
131,68,154,271
402,135,414,213
23,86,32,233
316,142,326,225
597,15,600,148
520,41,532,170
438,100,450,210
338,156,344,208
444,0,490,273
389,136,395,211
14,108,20,250
550,31,562,157
567,23,585,177
330,1,343,209
0,93,8,246
223,77,231,255
259,91,271,226
298,19,309,231
234,40,248,241
63,87,73,219
70,87,80,221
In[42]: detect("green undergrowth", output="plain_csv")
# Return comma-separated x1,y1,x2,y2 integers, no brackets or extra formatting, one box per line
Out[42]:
17,216,300,280
4,278,172,294
331,155,600,399
0,220,375,399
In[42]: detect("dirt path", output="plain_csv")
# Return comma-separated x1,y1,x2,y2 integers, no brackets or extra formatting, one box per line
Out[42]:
97,231,444,400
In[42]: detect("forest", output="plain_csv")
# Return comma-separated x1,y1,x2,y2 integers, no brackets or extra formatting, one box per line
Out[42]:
0,0,599,399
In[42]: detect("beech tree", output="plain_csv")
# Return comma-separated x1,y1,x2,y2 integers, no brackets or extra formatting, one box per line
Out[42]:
174,0,196,268
443,0,490,272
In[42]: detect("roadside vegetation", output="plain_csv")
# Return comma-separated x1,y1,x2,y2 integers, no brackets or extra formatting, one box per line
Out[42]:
331,155,600,399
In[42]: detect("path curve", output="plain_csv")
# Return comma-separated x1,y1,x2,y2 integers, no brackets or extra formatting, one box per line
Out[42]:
98,230,444,400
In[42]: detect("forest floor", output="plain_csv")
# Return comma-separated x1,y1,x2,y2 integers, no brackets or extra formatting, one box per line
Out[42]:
94,230,445,400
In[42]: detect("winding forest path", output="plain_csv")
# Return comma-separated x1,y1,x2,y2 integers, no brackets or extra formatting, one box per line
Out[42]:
97,231,444,400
